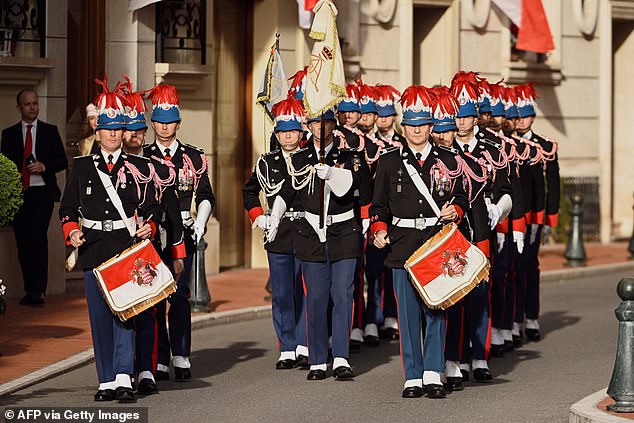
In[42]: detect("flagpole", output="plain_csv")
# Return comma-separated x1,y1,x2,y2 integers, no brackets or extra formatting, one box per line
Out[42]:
319,111,326,229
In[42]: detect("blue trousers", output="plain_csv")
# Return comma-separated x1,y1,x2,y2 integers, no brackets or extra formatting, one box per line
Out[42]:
156,255,194,364
393,269,445,381
491,232,516,330
364,241,397,326
84,270,135,384
445,282,491,362
302,252,356,365
267,252,307,352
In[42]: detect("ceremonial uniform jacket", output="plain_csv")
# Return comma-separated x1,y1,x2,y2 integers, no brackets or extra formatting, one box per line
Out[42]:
60,152,161,270
288,141,368,262
144,141,215,255
141,151,186,262
369,143,469,269
490,130,527,234
514,137,546,228
529,132,560,227
242,148,304,255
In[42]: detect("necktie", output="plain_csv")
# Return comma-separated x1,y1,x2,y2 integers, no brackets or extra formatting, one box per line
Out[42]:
463,144,470,153
164,148,171,161
415,152,424,167
21,124,33,190
107,154,114,172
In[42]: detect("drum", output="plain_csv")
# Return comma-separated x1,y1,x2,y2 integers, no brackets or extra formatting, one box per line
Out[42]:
404,223,489,310
93,239,176,321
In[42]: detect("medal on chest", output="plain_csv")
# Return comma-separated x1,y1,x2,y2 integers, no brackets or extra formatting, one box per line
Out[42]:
178,166,194,191
396,168,403,193
431,164,450,197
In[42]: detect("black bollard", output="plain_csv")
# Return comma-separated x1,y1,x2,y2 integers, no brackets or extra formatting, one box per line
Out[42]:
564,195,587,267
607,277,634,413
628,193,634,259
189,237,212,313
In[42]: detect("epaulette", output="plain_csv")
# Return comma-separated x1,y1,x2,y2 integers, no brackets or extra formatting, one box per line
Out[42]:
185,143,205,153
263,149,281,157
380,145,399,155
73,154,95,160
125,153,150,162
435,144,460,154
290,147,309,157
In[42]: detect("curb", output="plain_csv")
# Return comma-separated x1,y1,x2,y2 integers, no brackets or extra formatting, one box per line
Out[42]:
541,261,634,283
0,305,272,398
569,389,633,423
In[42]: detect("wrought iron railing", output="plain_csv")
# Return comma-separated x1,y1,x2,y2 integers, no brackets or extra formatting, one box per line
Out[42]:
561,176,600,242
155,0,206,65
0,0,45,58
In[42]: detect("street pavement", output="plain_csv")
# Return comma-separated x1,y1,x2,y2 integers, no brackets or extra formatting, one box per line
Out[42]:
1,269,630,423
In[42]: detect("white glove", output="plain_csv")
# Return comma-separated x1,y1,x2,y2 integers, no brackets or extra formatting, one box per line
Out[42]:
496,232,505,253
529,223,539,245
487,204,502,230
315,163,333,180
542,225,551,239
362,218,370,235
513,231,525,254
253,215,269,231
266,196,287,243
192,200,213,242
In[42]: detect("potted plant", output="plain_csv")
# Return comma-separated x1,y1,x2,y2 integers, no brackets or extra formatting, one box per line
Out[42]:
0,152,24,311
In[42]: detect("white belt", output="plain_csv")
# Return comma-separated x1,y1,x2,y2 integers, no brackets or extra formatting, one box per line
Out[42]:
284,211,305,219
305,209,355,226
392,216,438,230
82,217,136,232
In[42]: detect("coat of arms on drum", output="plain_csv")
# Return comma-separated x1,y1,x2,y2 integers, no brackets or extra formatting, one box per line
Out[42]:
440,249,468,278
130,258,158,287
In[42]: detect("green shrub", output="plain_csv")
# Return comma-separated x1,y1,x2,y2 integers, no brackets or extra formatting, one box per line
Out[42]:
0,153,23,227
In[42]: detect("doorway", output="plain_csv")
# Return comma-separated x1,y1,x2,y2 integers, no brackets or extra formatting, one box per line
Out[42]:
611,20,634,238
213,0,252,268
413,3,458,86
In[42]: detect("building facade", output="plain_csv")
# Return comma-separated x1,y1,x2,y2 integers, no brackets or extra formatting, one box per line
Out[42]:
0,0,629,297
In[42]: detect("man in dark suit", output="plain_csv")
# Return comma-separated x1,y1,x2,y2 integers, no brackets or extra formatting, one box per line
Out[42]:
1,88,67,305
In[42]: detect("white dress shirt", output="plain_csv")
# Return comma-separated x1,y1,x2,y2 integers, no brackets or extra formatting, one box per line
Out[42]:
22,119,44,187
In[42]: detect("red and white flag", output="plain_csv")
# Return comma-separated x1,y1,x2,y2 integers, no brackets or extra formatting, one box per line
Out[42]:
493,0,554,53
94,240,176,321
404,224,490,310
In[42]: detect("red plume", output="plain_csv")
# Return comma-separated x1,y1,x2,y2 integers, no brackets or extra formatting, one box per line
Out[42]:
272,97,305,119
433,91,460,116
515,82,538,100
288,67,308,96
93,77,125,111
374,84,401,102
118,74,148,113
148,84,180,107
504,86,518,103
345,83,360,101
488,81,506,101
355,77,378,101
400,85,436,109
450,71,480,101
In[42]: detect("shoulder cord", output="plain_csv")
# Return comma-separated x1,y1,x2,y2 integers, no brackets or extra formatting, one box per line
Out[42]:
150,156,177,202
117,161,154,204
255,156,285,197
286,157,315,194
182,153,208,192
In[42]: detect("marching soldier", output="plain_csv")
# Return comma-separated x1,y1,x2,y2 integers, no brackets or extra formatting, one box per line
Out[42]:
370,85,468,399
286,108,367,380
242,96,309,370
60,79,161,403
483,82,527,355
144,84,215,381
442,75,512,388
514,83,560,342
119,80,186,394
